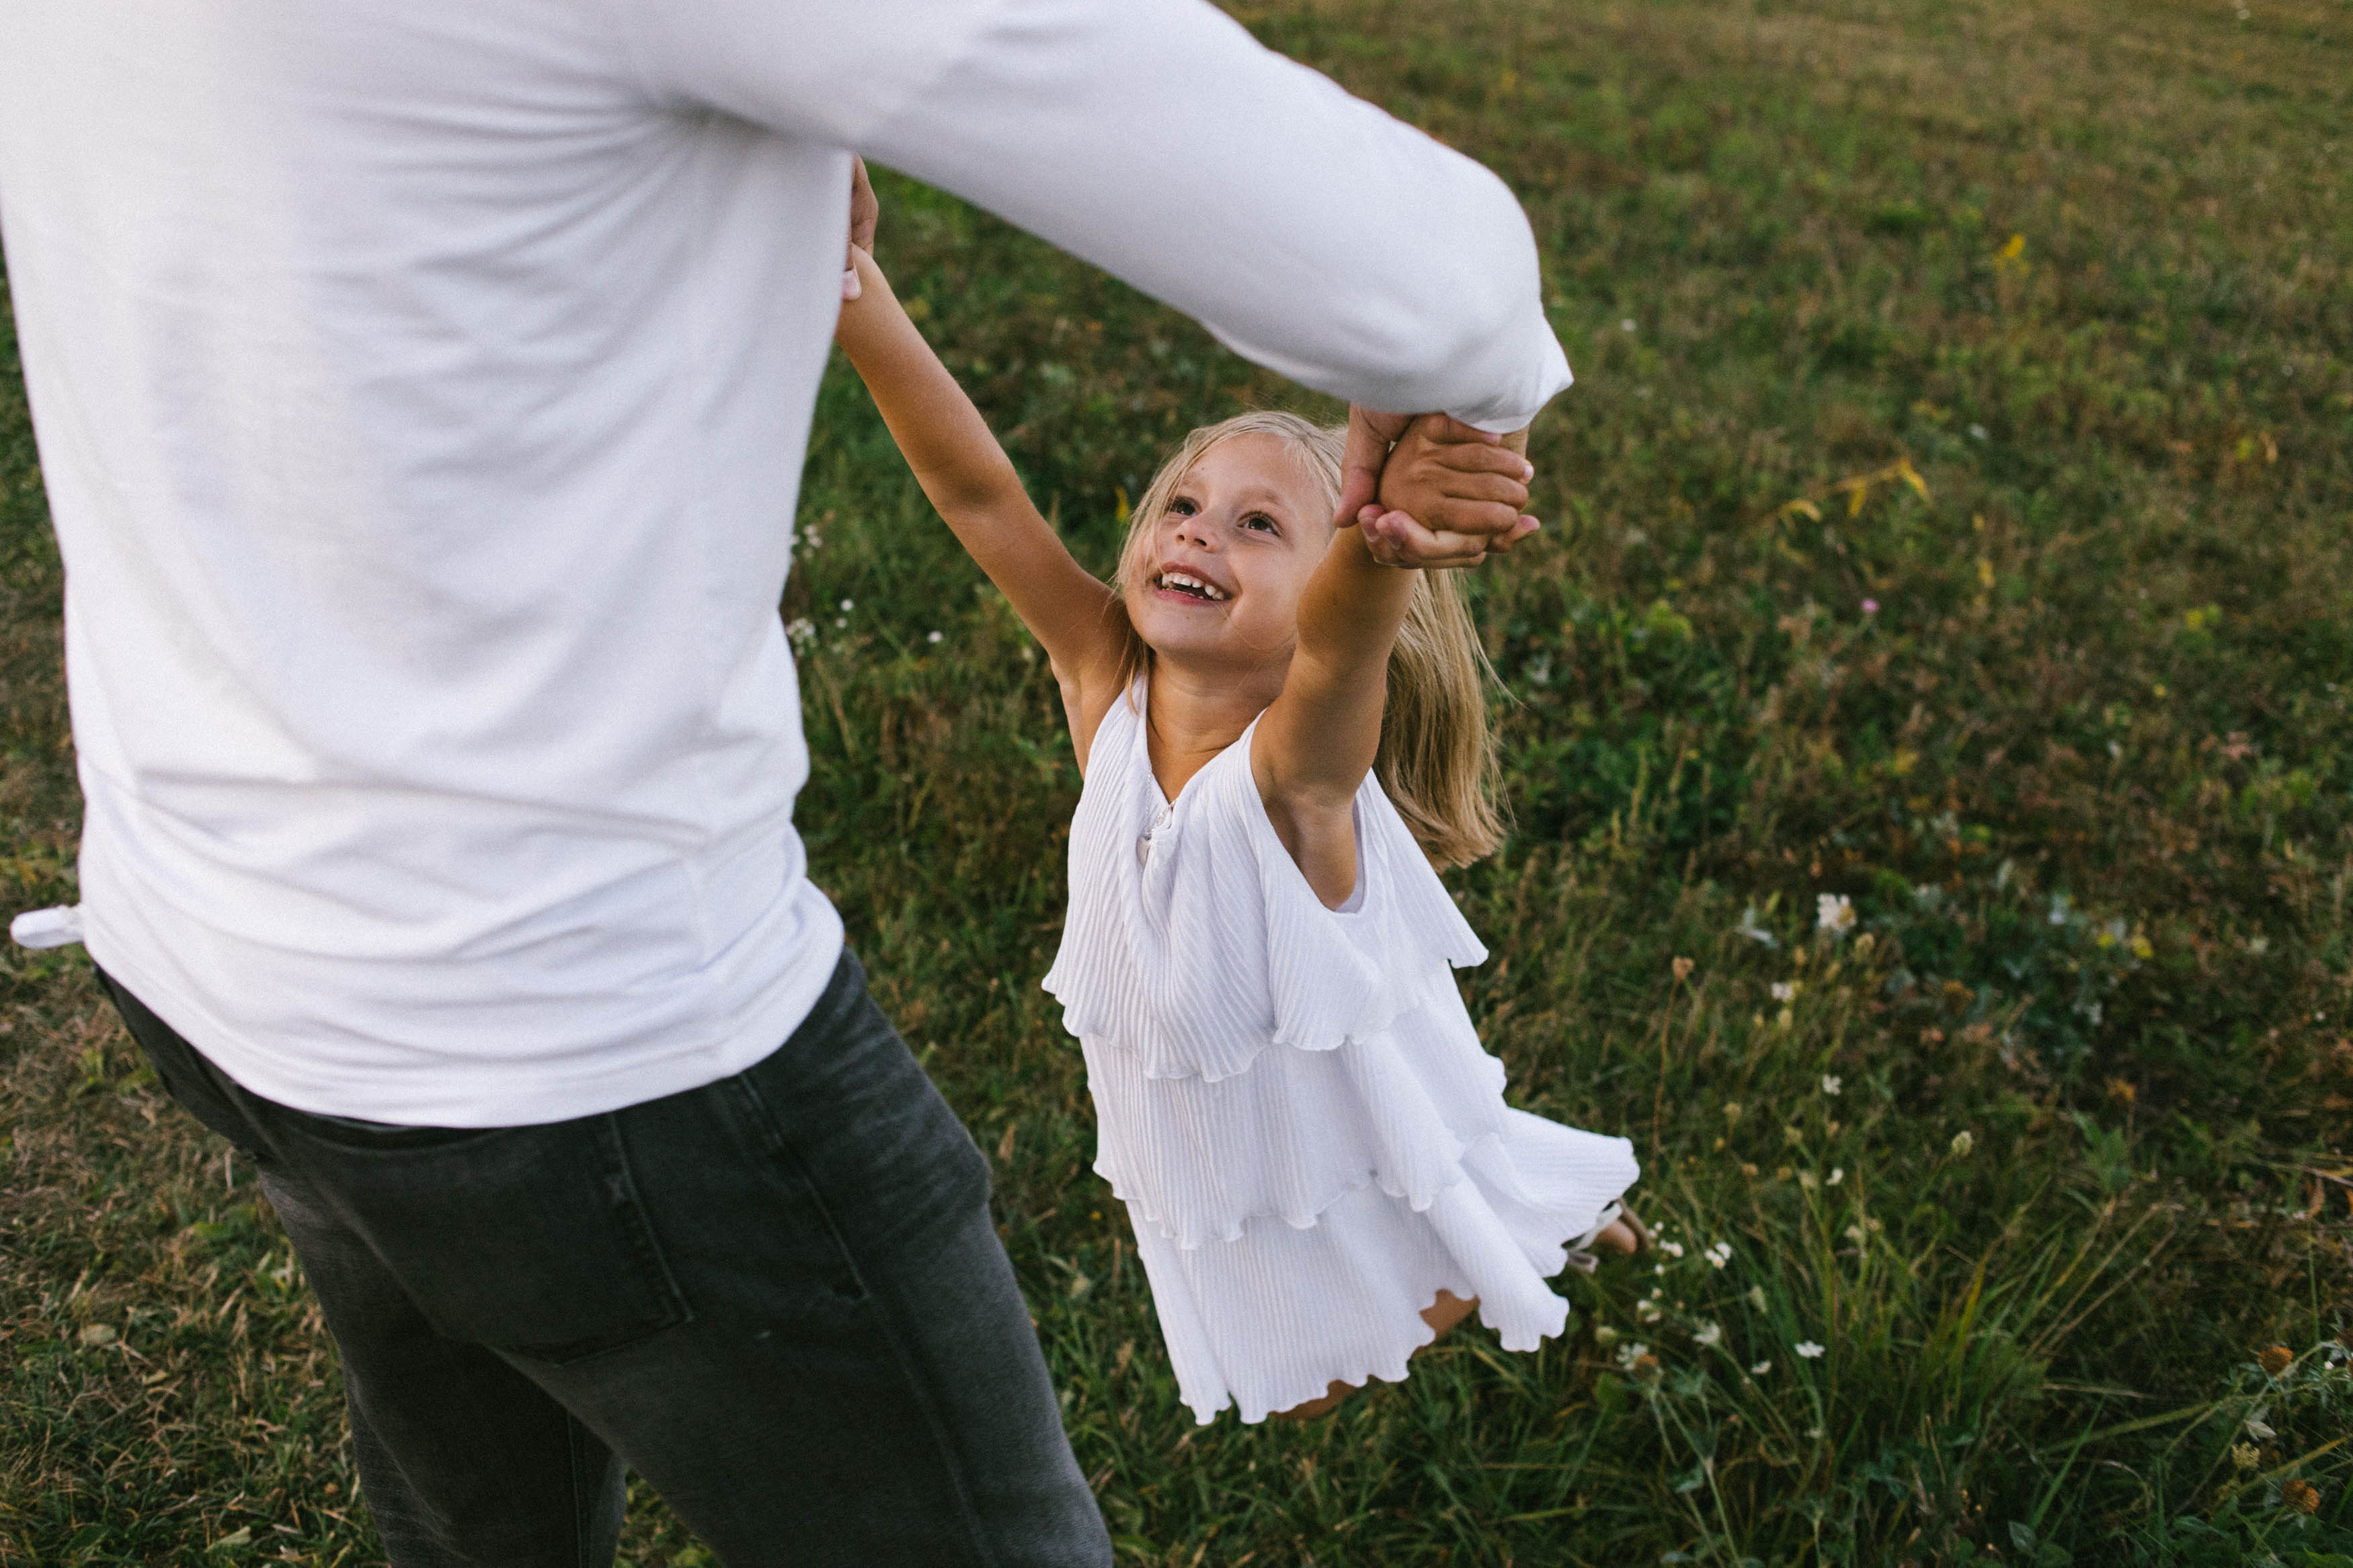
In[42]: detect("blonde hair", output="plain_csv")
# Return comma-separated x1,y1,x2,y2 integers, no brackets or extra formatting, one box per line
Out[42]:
1111,411,1505,869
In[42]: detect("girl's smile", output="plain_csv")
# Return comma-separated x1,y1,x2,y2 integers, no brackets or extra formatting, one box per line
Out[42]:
1150,565,1230,603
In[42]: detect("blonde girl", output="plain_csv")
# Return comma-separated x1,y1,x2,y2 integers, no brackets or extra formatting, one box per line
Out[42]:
834,233,1641,1424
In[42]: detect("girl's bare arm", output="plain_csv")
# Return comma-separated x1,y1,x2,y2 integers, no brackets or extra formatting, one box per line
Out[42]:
1252,419,1529,906
834,247,1131,731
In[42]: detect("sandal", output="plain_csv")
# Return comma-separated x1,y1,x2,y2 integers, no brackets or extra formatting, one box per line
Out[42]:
1563,1200,1648,1274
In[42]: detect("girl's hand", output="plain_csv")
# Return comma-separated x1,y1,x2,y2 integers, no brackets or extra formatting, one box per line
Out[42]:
842,156,878,300
1362,415,1538,569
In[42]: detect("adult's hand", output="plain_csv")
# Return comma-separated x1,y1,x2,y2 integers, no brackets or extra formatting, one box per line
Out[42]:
1340,409,1539,569
842,156,879,299
1332,405,1415,534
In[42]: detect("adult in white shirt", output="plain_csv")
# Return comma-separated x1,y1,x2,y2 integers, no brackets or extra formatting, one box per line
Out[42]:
0,0,1570,1561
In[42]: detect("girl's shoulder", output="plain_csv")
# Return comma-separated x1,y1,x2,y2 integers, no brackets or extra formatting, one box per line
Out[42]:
1184,711,1419,895
1066,662,1143,776
1078,676,1153,796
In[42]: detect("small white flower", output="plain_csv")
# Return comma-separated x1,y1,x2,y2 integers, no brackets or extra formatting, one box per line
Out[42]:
1817,893,1856,936
1795,1341,1826,1359
1659,1240,1685,1259
1693,1321,1722,1347
1704,1241,1732,1269
1620,317,1637,333
801,529,824,551
1751,1360,1772,1376
838,598,854,612
1827,1167,1845,1186
1735,904,1778,948
1636,1298,1663,1322
785,617,817,647
1950,1130,1975,1157
926,630,943,645
834,616,848,628
1821,1074,1842,1096
1968,423,1987,441
1845,1225,1866,1243
1592,1324,1620,1348
1771,981,1799,1003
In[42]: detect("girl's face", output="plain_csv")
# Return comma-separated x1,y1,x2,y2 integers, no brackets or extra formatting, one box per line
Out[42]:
1123,434,1336,677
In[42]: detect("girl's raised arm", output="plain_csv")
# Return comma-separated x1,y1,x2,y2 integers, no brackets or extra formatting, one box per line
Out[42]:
834,246,1130,711
1252,419,1531,907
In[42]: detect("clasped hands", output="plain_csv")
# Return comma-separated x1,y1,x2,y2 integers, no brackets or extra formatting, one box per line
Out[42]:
1339,407,1539,571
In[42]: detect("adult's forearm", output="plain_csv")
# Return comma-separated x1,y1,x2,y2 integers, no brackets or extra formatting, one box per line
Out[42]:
628,0,1571,433
866,0,1570,431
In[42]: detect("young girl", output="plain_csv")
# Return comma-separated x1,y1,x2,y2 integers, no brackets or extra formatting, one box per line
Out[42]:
834,239,1642,1426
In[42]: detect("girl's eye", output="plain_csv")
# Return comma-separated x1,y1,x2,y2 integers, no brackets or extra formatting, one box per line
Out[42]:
1242,512,1277,534
1167,497,1199,517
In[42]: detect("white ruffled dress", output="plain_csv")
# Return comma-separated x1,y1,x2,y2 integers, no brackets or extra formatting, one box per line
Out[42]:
1041,684,1640,1424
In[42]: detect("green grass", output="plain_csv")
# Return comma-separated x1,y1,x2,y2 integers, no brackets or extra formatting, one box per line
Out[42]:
5,0,2351,1562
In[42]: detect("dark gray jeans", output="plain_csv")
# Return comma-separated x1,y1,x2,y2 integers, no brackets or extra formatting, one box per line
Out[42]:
97,952,1111,1568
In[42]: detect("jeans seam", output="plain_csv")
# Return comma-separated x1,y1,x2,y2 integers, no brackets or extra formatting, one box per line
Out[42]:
594,1115,695,1335
567,1415,597,1568
725,1070,871,1298
733,1046,1003,1568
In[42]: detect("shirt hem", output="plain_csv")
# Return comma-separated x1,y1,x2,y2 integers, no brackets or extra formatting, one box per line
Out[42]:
84,900,847,1130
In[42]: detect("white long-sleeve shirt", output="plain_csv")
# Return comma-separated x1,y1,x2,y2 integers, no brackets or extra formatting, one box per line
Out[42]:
0,0,1572,1125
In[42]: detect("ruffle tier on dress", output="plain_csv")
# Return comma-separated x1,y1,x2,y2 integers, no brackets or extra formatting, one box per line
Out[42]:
1043,684,1638,1425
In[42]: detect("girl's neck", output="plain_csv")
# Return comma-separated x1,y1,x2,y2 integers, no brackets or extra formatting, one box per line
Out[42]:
1142,649,1289,801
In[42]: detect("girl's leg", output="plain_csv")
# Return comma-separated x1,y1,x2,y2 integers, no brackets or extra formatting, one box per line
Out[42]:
1273,1290,1480,1419
1275,1214,1646,1421
1591,1211,1647,1255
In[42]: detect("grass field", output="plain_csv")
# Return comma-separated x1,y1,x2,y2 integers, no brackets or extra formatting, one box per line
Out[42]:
5,0,2352,1562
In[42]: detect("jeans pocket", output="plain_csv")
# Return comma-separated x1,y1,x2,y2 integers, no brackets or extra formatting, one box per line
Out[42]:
271,1111,690,1364
737,977,994,1258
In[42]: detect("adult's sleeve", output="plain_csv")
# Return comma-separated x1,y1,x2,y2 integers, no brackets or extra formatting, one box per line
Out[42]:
619,0,1571,431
